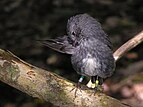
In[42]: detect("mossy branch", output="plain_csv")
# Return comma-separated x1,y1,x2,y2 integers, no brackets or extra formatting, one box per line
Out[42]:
0,51,127,107
1,31,143,107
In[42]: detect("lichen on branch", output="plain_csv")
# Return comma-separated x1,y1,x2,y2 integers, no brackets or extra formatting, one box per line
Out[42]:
0,49,128,107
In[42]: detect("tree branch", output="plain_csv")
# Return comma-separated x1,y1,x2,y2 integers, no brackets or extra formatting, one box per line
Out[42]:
1,31,143,107
0,50,127,107
113,31,143,61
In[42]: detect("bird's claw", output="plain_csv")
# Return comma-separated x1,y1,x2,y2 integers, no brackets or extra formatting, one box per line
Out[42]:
70,82,82,98
94,85,103,92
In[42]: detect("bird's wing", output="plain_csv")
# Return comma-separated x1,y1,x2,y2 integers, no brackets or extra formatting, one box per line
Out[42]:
38,36,75,54
96,32,113,49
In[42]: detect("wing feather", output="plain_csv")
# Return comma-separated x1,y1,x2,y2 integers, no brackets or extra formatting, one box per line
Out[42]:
38,36,75,54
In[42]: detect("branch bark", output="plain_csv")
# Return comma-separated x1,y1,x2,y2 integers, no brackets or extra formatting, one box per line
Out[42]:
0,51,127,107
113,31,143,61
1,31,143,107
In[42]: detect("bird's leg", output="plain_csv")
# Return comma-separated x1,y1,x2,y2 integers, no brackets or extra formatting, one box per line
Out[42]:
94,76,103,92
70,75,85,97
91,76,103,92
75,76,85,96
78,75,85,86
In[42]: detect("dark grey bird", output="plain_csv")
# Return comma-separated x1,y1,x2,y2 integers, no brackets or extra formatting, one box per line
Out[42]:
40,14,115,88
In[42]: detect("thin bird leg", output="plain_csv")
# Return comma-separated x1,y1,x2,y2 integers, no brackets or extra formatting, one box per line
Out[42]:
70,75,85,97
95,76,99,86
78,75,85,85
75,76,85,96
94,76,103,92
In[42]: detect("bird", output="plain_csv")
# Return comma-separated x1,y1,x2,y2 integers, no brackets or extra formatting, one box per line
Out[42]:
39,13,115,89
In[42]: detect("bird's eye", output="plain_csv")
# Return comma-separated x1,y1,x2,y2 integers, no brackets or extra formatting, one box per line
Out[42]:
72,32,76,36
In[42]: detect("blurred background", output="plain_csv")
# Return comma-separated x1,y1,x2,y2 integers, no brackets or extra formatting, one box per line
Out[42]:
0,0,143,107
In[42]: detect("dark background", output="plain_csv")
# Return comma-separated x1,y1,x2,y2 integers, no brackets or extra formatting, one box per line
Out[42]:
0,0,143,107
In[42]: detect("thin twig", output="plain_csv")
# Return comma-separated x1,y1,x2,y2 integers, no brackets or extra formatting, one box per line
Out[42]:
113,31,143,61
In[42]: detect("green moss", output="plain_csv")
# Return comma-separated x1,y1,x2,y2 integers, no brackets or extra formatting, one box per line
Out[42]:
0,60,20,82
8,64,20,81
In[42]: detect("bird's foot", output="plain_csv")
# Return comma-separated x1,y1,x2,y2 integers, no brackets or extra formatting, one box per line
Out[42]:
94,85,103,92
88,79,104,96
70,82,82,98
88,85,103,96
93,79,103,95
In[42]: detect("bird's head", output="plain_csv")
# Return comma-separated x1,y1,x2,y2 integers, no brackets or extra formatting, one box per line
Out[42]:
67,14,102,46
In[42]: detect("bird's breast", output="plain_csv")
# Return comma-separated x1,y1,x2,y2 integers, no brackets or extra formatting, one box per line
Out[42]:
81,54,97,76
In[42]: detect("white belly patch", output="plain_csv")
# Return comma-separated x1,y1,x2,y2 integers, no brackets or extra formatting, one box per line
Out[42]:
82,54,97,76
